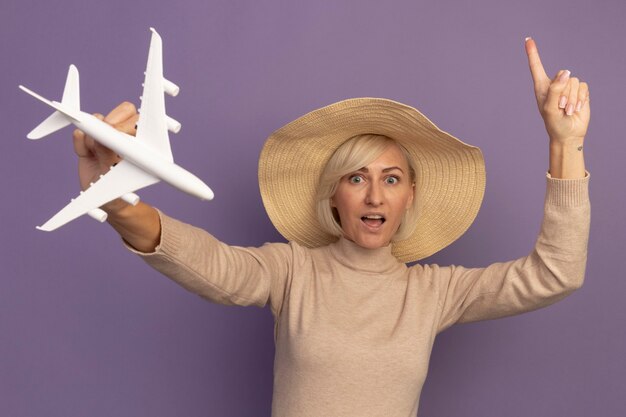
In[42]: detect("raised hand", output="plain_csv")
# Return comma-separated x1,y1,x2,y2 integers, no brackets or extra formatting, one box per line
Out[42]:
525,38,590,146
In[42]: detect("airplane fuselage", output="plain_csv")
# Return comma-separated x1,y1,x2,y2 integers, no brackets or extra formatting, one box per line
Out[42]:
74,112,214,200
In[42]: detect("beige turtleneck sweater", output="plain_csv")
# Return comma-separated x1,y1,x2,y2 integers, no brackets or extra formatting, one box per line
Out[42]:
129,174,590,416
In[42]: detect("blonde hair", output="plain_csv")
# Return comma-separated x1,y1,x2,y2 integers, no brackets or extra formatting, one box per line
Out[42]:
315,134,419,242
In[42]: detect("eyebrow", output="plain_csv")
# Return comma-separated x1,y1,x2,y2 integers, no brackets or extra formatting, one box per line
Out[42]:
357,166,405,174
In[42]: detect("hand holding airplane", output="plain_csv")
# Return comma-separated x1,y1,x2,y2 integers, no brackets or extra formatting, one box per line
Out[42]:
19,28,214,232
73,102,139,213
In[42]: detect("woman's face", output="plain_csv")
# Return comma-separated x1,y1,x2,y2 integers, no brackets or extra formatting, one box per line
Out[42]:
331,144,415,250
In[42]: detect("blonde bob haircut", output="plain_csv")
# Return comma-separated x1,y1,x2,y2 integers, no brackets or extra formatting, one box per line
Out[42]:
315,134,419,242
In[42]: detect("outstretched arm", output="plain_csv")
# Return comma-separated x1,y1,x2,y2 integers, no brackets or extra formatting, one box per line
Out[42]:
525,37,590,179
74,103,293,311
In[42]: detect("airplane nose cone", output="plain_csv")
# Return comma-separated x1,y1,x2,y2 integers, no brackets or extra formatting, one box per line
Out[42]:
188,176,214,201
190,175,214,201
158,163,214,201
201,185,214,201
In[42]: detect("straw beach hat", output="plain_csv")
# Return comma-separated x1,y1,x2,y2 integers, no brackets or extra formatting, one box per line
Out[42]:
258,97,485,263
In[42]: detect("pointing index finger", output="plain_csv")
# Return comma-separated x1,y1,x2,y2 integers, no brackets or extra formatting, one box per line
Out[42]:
525,37,549,87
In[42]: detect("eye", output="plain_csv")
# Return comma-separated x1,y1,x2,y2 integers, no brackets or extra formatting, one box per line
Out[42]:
349,175,363,184
385,176,399,185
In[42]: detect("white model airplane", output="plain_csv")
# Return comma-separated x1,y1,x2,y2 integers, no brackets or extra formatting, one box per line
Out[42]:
19,27,214,231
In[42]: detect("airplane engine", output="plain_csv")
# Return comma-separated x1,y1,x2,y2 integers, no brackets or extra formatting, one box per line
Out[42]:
87,208,108,223
163,78,180,97
166,115,181,134
122,193,140,206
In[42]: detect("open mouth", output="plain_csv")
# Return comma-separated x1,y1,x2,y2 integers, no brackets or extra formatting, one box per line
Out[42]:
361,214,386,228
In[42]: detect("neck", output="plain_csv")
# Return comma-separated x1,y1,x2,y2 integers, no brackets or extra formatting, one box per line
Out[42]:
328,236,403,274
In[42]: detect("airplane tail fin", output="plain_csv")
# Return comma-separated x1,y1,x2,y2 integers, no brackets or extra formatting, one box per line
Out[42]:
60,64,80,110
19,65,81,140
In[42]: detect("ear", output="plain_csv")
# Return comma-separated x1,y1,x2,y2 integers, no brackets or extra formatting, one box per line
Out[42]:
405,183,415,210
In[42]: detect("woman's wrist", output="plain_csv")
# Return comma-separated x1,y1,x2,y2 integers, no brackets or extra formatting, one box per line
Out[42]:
549,137,586,179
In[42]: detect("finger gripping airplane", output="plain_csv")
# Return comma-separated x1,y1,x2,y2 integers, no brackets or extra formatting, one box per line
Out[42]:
19,28,214,232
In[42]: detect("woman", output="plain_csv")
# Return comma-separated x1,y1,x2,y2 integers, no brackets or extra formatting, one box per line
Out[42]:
73,38,589,416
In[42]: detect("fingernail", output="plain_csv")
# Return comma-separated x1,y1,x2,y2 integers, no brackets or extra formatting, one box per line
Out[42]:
575,101,582,112
559,96,567,109
559,70,571,83
566,103,574,116
525,36,532,42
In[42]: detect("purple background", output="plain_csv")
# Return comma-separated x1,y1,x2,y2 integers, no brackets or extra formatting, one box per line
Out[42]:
2,0,624,416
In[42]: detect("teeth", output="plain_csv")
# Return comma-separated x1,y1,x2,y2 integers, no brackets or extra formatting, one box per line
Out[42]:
364,215,383,219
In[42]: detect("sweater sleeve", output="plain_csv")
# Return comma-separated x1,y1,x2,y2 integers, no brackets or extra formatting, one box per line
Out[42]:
124,211,294,315
436,173,590,333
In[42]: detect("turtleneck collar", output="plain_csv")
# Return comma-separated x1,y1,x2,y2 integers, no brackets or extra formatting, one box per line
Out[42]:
327,236,405,274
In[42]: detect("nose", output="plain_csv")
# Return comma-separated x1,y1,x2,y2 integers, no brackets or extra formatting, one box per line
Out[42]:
365,182,383,206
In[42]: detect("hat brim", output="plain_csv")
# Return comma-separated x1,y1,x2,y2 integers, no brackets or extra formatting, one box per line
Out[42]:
259,97,485,263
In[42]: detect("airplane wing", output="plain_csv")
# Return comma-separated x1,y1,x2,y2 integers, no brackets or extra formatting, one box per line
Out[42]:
37,160,160,231
135,28,174,162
